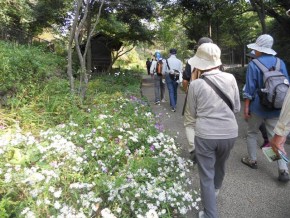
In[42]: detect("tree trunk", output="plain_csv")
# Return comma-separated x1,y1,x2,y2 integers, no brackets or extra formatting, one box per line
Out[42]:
250,0,267,33
86,2,92,75
66,0,82,93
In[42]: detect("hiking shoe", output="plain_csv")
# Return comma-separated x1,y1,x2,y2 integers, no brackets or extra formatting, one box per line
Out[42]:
241,157,258,169
189,150,197,164
154,101,160,105
278,170,289,182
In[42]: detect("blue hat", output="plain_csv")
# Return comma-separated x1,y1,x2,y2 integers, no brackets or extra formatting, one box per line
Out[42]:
155,52,162,60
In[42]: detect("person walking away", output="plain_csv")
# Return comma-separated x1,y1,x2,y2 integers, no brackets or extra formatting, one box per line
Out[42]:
182,37,213,162
271,88,290,156
150,52,163,105
164,48,183,112
246,50,269,148
146,58,151,75
187,43,240,218
241,34,290,182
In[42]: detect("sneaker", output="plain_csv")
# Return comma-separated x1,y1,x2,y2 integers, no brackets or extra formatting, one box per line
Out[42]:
161,99,166,102
171,108,176,112
154,101,160,105
278,170,290,182
241,157,258,169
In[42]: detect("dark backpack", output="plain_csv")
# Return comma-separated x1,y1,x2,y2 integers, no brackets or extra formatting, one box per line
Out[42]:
253,58,289,109
146,60,151,68
155,60,163,76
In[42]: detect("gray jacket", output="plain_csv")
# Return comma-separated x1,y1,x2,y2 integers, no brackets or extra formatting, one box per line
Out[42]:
187,69,241,139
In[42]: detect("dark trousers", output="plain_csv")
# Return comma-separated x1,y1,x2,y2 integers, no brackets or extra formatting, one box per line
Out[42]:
195,136,236,218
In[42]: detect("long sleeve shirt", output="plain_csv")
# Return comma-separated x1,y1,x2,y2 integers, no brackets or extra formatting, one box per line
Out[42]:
274,88,290,136
187,69,241,139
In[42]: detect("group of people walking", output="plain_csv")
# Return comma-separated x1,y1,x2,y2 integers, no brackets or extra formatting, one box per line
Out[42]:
147,34,290,218
149,48,183,112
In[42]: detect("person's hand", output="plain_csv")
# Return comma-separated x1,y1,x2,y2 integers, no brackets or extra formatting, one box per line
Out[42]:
270,134,287,156
244,107,251,121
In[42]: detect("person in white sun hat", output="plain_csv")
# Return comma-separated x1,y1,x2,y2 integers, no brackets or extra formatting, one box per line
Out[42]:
187,43,240,218
241,34,290,182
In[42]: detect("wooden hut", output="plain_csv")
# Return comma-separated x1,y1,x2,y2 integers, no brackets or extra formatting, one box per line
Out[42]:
83,33,122,72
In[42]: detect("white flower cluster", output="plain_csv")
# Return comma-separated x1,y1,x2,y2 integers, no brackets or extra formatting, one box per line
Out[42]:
0,94,200,217
104,133,199,217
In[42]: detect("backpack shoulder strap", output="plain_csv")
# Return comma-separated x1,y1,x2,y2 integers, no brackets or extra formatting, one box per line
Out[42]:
252,59,268,73
253,58,281,72
275,58,281,71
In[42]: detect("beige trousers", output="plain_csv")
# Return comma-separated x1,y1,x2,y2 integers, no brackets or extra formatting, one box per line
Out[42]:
184,101,196,153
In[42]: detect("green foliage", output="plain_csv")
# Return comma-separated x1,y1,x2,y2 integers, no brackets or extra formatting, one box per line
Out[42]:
0,41,65,94
0,41,68,130
0,0,33,29
95,0,155,45
29,0,69,35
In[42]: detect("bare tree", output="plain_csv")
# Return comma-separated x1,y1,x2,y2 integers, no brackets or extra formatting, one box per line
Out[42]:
67,1,82,94
66,0,104,100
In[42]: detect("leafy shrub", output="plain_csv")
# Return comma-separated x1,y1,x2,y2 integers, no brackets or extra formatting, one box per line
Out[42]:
0,41,65,95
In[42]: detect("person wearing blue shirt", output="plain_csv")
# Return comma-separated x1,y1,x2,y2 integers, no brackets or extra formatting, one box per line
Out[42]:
241,34,290,182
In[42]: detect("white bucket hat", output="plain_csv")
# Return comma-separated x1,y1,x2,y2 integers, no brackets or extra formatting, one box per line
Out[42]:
188,43,222,71
247,34,276,55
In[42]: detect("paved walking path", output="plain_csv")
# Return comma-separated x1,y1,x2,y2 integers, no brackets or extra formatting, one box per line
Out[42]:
141,74,290,218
